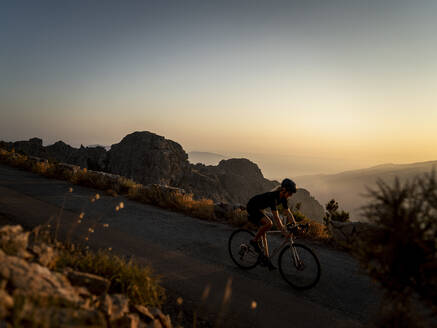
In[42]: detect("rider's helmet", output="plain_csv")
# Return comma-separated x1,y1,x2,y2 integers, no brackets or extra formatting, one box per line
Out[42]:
281,178,297,194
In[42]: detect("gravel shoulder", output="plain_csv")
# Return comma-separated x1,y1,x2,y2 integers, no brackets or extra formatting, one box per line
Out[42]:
0,164,381,327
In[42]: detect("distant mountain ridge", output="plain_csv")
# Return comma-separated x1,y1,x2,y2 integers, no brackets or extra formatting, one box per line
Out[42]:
0,132,325,222
188,151,227,166
88,144,111,151
295,160,437,220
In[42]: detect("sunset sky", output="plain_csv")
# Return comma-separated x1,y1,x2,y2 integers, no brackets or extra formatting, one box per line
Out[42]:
1,0,436,177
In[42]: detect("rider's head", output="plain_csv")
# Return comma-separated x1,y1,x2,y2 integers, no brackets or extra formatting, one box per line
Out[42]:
280,178,297,197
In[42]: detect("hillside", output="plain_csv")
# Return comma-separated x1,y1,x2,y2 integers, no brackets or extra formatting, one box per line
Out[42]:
0,132,325,222
0,164,379,327
295,160,437,220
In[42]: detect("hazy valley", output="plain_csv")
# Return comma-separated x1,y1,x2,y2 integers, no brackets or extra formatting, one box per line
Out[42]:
189,149,437,221
295,161,437,220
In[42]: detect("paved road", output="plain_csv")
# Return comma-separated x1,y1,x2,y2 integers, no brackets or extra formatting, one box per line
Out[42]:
0,164,381,327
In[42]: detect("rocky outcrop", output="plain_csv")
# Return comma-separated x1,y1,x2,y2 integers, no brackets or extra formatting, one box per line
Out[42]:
0,224,174,328
289,189,325,223
189,159,278,204
1,131,325,221
9,137,46,157
45,141,107,170
2,138,107,171
106,131,191,186
65,270,110,296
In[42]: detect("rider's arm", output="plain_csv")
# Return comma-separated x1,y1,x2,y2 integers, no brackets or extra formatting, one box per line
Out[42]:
272,210,288,236
284,208,297,225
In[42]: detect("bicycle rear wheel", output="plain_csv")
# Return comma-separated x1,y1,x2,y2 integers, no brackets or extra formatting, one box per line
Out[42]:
278,243,321,290
228,229,260,269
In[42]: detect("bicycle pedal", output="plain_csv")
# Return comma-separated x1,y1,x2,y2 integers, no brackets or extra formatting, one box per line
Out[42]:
259,255,268,266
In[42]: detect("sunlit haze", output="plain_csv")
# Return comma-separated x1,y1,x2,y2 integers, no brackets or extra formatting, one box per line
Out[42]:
1,0,436,178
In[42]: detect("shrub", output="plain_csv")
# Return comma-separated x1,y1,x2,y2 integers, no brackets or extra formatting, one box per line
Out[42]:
0,147,332,244
353,171,437,323
56,248,165,307
323,199,350,224
294,215,330,241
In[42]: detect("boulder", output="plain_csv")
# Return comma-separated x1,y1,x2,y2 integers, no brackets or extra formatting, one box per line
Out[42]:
147,319,164,328
111,313,140,328
149,308,172,328
0,289,13,319
12,299,107,328
99,293,130,321
66,271,110,296
29,242,56,267
107,131,191,186
132,304,155,322
0,250,81,305
0,225,31,259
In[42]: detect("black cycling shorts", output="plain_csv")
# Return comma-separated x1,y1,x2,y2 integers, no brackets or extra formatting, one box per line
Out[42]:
247,206,265,225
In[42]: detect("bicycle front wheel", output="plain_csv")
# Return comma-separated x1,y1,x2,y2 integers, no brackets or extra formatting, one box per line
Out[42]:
228,229,260,270
278,243,321,290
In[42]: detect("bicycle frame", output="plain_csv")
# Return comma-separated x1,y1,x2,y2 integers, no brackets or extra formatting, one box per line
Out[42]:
259,212,294,259
228,219,321,289
261,229,294,260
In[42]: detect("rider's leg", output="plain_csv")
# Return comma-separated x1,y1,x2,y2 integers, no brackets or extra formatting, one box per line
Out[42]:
253,216,272,242
261,233,269,258
251,217,276,270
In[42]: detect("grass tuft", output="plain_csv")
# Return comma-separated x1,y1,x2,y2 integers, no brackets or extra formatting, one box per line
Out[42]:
55,248,165,307
0,148,331,243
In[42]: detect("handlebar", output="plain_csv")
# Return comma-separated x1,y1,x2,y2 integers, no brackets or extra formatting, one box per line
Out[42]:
286,223,309,235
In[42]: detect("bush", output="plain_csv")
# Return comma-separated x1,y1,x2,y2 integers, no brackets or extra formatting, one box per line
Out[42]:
294,215,330,241
0,147,332,244
353,171,437,323
323,199,350,224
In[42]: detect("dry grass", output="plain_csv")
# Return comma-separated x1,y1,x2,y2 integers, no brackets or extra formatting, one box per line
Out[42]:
29,223,165,308
301,218,331,241
127,184,216,220
55,247,165,308
227,208,249,227
0,148,331,243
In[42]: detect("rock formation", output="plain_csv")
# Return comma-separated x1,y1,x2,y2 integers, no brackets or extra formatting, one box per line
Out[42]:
1,138,107,171
289,189,325,222
1,131,325,221
189,159,278,205
0,224,174,328
106,131,191,186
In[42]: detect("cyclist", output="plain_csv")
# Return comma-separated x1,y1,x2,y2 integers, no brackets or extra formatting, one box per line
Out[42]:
247,178,298,270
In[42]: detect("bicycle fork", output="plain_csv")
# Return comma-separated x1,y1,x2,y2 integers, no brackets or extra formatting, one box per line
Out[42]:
290,245,306,271
287,236,304,270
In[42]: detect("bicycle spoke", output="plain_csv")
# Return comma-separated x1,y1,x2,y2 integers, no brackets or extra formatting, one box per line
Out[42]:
228,229,260,269
279,244,321,289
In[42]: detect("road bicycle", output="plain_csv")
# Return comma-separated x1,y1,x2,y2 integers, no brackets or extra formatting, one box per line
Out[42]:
228,220,321,290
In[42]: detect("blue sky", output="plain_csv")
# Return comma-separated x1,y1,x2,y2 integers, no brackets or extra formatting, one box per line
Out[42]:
1,0,436,176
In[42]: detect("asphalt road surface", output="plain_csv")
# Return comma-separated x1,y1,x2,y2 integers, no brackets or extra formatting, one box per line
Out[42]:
0,164,381,327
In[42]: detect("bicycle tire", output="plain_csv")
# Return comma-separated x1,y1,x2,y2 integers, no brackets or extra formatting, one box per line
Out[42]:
278,243,321,290
228,229,260,270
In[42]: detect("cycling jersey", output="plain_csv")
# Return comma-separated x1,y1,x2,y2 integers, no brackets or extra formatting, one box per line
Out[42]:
247,190,288,212
246,190,288,225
